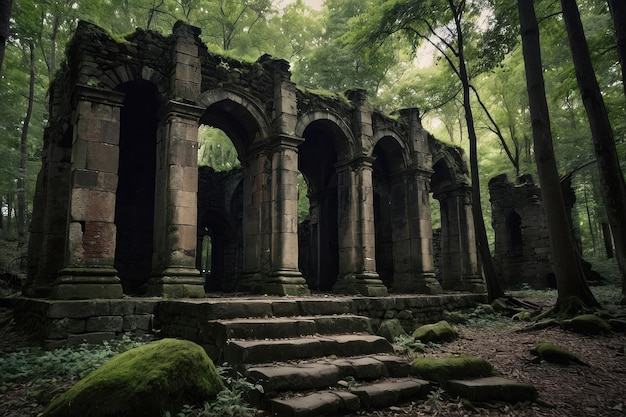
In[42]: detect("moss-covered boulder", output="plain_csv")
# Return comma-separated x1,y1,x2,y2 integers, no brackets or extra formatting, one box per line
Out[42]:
377,319,408,342
562,314,612,335
411,320,458,343
412,355,497,387
43,338,224,417
531,342,589,366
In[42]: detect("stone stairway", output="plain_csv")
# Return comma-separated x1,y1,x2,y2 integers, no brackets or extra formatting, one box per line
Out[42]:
157,297,432,416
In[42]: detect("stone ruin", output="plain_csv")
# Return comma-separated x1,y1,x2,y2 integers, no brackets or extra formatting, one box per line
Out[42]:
24,20,487,300
489,173,601,289
489,174,553,289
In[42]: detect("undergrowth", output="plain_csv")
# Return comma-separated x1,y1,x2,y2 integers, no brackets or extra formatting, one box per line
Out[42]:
165,366,262,417
0,335,148,392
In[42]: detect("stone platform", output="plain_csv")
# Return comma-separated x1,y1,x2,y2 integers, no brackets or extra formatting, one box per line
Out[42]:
4,292,486,349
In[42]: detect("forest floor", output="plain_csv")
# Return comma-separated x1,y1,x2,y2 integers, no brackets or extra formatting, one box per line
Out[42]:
0,284,625,417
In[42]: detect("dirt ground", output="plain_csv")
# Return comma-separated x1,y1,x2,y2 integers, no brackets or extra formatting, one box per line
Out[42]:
1,294,625,417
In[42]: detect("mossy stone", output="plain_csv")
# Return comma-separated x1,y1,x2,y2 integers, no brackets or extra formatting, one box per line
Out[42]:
377,319,408,342
411,320,458,343
411,355,496,386
43,338,224,417
530,342,588,366
562,314,612,335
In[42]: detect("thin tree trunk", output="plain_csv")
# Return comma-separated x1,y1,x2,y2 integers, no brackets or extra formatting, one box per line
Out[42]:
608,0,626,99
561,0,626,304
0,0,10,74
518,0,598,312
448,0,504,301
17,41,35,267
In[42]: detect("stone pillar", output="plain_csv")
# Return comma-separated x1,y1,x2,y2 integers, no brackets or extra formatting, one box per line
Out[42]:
264,137,309,295
434,184,484,292
391,169,443,294
52,86,125,299
170,22,202,102
237,149,273,292
334,157,388,296
147,101,205,298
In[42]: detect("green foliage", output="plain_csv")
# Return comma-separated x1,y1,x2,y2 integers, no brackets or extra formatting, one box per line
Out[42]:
0,335,148,392
168,367,262,417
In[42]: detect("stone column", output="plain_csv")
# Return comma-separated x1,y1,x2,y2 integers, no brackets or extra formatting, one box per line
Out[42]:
334,157,388,296
237,149,272,292
147,101,205,298
25,140,73,297
434,184,485,292
391,169,443,294
52,86,125,299
264,136,309,295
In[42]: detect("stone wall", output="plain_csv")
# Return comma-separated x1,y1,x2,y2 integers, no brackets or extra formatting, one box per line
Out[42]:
489,174,553,289
10,298,158,349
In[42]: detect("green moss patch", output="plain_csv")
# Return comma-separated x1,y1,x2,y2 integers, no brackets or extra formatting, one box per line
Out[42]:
531,342,589,366
377,319,408,342
411,355,496,386
43,338,224,417
562,314,612,335
411,320,458,343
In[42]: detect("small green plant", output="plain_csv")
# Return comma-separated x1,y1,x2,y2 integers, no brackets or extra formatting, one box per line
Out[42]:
426,387,445,412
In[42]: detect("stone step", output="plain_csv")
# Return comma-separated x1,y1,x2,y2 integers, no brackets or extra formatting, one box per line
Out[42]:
245,355,413,394
267,378,430,417
157,297,355,322
351,378,431,409
205,314,372,342
224,334,394,365
446,376,538,403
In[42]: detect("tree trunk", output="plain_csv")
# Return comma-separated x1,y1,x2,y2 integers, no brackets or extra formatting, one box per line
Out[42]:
17,41,35,267
448,0,504,301
561,0,626,304
517,0,599,312
0,0,10,74
608,0,626,98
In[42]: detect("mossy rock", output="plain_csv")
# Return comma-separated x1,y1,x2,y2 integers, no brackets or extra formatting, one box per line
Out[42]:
377,318,408,342
562,314,612,335
443,310,469,324
43,338,224,417
411,320,458,343
411,355,497,386
531,342,589,366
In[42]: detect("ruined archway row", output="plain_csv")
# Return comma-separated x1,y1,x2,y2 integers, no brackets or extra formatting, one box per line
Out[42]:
25,21,484,299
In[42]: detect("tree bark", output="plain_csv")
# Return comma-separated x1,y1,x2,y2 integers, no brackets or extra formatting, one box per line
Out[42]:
561,0,626,304
448,0,504,301
517,0,599,311
0,0,11,74
17,41,34,268
607,0,626,99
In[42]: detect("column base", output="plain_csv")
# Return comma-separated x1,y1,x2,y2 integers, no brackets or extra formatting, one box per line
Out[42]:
333,273,389,297
147,268,205,298
52,267,123,300
442,275,487,293
237,270,310,296
392,273,443,294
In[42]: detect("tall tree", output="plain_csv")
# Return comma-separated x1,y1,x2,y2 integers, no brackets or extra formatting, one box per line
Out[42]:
518,0,598,313
560,0,626,304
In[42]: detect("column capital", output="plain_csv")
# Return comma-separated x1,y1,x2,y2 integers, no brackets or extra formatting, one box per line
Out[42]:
160,99,205,121
269,134,304,151
72,85,125,108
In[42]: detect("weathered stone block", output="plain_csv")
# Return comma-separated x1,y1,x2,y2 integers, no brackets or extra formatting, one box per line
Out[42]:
86,315,124,332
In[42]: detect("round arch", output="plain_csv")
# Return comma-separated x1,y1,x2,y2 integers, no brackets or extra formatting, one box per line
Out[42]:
197,88,272,159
